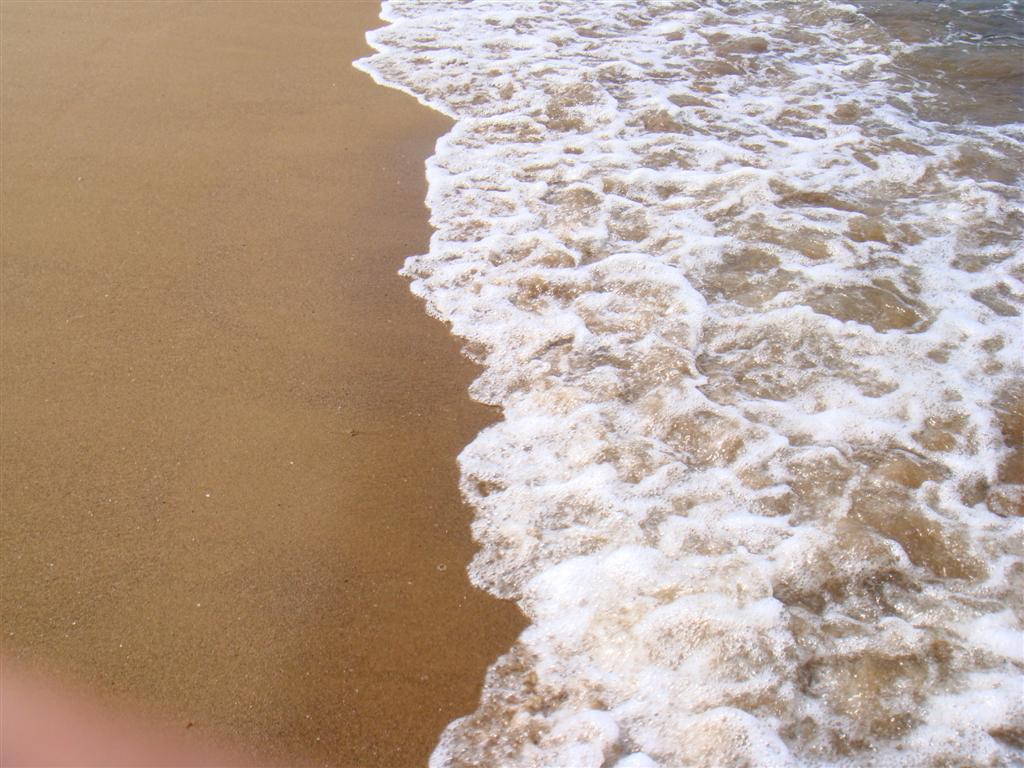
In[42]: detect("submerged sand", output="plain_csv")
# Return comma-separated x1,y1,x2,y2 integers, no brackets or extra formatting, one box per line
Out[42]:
0,1,523,765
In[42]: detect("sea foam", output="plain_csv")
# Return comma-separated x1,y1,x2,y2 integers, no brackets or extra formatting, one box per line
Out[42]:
356,1,1023,765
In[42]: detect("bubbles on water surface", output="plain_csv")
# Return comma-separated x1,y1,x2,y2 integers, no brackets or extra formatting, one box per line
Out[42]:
358,0,1024,765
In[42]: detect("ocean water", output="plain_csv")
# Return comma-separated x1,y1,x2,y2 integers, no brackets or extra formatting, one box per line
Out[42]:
355,1,1024,766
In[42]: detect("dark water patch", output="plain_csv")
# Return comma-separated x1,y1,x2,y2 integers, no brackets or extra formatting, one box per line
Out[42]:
856,0,1024,125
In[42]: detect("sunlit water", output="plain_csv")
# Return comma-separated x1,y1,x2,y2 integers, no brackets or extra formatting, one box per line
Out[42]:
357,1,1023,765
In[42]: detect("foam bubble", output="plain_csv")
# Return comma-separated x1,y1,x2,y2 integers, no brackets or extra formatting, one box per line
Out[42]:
357,1,1023,765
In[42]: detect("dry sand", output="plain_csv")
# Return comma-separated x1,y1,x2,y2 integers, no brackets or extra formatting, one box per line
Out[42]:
0,1,523,765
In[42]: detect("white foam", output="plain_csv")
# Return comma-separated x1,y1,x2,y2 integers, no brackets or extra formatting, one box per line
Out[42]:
356,1,1024,765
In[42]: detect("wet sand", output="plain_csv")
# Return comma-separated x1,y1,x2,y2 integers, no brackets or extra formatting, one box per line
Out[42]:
0,1,524,765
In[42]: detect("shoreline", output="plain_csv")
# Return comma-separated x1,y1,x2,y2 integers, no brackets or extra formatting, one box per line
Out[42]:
0,2,523,765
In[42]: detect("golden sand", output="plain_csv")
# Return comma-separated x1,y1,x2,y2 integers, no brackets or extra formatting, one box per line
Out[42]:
0,2,523,764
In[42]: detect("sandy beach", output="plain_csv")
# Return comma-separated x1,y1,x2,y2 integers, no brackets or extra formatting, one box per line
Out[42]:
0,1,524,765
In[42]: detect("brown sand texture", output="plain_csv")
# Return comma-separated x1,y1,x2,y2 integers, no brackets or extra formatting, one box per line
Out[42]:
0,1,524,765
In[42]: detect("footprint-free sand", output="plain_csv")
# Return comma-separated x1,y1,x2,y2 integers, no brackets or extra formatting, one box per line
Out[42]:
0,2,523,764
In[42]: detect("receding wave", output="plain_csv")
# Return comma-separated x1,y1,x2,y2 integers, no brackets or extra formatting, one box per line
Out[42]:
356,1,1023,765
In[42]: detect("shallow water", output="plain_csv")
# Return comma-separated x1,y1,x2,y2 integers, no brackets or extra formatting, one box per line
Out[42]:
357,1,1023,765
857,0,1024,125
